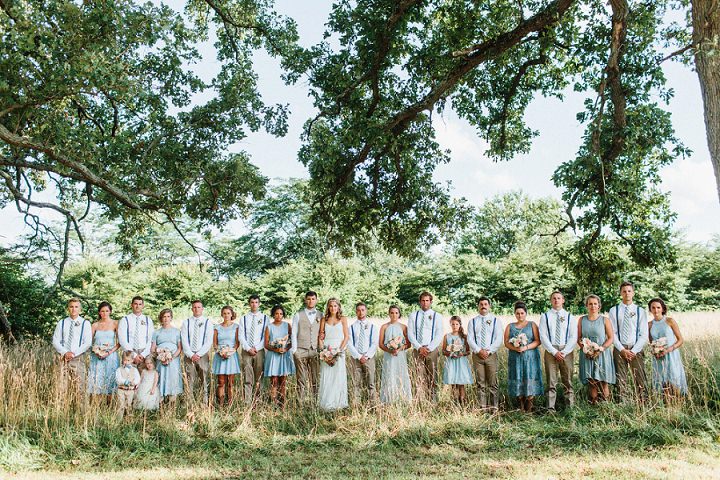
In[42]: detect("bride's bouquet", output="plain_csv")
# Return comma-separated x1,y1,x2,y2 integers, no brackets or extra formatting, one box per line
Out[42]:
649,337,668,359
581,338,603,359
156,348,173,365
445,338,466,358
385,335,406,353
269,334,291,352
318,345,342,366
218,345,236,359
509,333,528,350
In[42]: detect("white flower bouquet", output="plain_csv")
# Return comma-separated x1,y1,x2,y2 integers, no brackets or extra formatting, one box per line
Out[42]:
581,338,603,359
445,338,466,358
509,333,528,349
649,337,668,359
385,335,406,352
156,348,173,365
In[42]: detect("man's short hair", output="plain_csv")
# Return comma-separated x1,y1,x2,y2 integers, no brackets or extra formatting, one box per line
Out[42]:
305,290,317,299
418,291,433,301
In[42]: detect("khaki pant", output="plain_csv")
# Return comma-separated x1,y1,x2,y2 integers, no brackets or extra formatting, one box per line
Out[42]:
473,353,499,409
613,349,647,402
412,349,439,402
59,355,87,396
544,350,575,409
184,354,210,404
242,349,265,405
294,348,318,403
117,388,135,418
350,356,378,404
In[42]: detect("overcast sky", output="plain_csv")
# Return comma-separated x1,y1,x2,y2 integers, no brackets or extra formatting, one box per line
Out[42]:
2,1,717,247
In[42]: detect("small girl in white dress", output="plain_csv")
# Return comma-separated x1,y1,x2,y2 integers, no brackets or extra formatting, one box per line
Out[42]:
135,356,160,410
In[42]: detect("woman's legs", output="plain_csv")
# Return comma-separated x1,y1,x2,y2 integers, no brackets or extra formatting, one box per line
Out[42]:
216,375,227,406
587,380,599,404
526,396,534,413
278,376,287,408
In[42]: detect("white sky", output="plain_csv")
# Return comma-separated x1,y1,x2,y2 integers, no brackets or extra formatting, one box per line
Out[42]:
2,0,718,248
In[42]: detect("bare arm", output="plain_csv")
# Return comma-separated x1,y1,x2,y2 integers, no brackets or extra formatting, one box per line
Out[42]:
111,321,120,353
213,329,219,349
602,317,614,349
401,324,410,350
441,334,449,357
503,324,517,352
577,320,583,348
340,317,349,350
378,324,389,353
528,323,541,350
666,317,684,351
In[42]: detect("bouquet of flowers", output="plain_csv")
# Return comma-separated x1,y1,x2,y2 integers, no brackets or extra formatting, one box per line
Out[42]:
92,343,111,359
156,348,173,365
269,334,291,352
218,345,236,359
318,345,342,365
509,333,528,349
649,337,668,359
385,335,406,352
445,338,466,358
581,338,603,358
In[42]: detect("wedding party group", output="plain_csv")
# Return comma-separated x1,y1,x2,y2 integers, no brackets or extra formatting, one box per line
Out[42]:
51,281,688,415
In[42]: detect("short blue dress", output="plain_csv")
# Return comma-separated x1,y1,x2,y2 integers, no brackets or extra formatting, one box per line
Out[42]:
153,327,184,396
442,334,473,385
212,323,241,375
263,322,295,377
87,329,119,394
650,317,688,394
507,323,544,397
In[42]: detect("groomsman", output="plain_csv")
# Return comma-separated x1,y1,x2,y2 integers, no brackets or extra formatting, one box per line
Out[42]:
291,291,321,403
181,300,213,403
538,291,578,411
118,296,154,370
52,298,92,394
467,297,503,411
609,281,648,402
347,302,379,405
407,291,443,402
239,295,268,405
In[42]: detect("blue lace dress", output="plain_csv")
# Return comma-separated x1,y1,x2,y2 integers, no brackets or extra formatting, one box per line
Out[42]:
650,317,688,394
153,327,184,397
507,323,544,397
87,329,119,394
212,323,241,375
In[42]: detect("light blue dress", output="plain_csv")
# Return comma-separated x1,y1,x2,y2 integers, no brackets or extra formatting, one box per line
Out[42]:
442,334,473,385
650,317,688,394
264,322,295,377
153,327,184,397
380,322,412,403
212,323,241,375
506,323,544,397
87,329,119,394
318,322,349,411
579,316,616,385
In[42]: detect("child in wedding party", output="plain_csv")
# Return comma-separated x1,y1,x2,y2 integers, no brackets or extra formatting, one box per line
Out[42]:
441,316,473,404
115,351,140,419
135,356,160,411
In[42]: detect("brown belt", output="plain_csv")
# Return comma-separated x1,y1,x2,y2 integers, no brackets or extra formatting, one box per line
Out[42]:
118,386,137,391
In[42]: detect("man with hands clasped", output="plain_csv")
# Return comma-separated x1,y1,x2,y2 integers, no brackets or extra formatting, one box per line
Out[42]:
539,291,578,411
467,297,503,411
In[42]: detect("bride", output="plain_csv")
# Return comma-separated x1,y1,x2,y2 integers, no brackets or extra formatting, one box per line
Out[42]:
317,298,350,411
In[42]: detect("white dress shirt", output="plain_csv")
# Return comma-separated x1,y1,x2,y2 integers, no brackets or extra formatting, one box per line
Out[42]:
538,308,578,356
118,312,155,358
609,303,648,354
52,316,92,356
180,316,213,358
347,318,378,360
290,308,319,354
239,311,268,351
407,309,443,352
467,314,503,354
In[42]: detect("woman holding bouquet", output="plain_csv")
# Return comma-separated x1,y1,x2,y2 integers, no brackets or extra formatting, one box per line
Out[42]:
441,316,473,404
212,306,241,406
379,305,412,404
264,305,295,407
151,309,184,404
577,295,616,404
317,298,350,411
648,298,687,401
504,301,543,412
87,301,120,402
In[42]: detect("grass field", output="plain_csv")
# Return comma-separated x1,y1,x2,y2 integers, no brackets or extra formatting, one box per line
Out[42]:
1,311,719,479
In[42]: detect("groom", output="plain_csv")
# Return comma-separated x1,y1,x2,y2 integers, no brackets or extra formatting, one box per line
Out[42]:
408,291,443,402
291,291,321,403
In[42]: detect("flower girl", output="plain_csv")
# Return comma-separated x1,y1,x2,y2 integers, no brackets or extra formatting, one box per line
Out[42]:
135,356,160,411
441,316,473,404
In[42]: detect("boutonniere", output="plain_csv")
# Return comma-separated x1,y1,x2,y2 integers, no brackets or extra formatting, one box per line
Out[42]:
140,318,147,326
256,318,263,325
558,314,566,323
628,311,636,318
196,320,204,328
485,318,492,325
73,320,81,327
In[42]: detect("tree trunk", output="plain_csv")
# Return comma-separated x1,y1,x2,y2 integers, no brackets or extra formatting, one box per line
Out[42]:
0,303,17,344
692,0,720,203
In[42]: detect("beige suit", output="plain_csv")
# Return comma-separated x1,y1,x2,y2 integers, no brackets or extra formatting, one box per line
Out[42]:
293,310,320,403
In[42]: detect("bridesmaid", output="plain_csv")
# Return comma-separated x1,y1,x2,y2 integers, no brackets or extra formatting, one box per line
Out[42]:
379,305,412,404
317,298,350,411
504,301,543,412
648,298,687,401
151,308,184,404
263,305,295,407
87,301,120,402
212,306,241,406
441,316,473,405
577,294,616,404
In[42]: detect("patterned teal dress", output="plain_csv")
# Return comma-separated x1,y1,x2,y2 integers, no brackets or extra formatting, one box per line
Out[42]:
442,334,473,385
87,329,119,394
507,323,544,397
212,323,241,375
650,317,688,394
264,322,295,377
153,327,184,396
579,316,616,385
